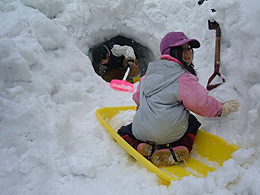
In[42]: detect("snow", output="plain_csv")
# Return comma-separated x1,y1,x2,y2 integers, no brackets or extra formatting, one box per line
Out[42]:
0,0,260,194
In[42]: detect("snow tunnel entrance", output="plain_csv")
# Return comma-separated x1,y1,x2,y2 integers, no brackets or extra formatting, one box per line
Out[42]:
89,35,154,82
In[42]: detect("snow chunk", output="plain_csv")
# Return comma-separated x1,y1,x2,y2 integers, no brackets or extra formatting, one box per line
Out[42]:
110,110,136,131
249,84,260,116
29,14,65,50
68,155,96,178
0,39,31,82
20,0,64,19
215,159,240,188
232,148,256,165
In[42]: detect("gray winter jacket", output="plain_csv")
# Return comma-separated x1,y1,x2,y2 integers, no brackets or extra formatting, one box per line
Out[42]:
132,59,189,145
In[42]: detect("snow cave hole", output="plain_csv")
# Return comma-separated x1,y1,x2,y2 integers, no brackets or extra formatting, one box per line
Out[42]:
89,35,154,77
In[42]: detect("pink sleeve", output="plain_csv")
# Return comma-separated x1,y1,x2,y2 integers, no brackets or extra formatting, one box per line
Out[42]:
178,72,223,117
132,76,145,107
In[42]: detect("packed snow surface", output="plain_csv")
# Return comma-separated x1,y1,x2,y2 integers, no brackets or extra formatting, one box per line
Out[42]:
1,0,260,194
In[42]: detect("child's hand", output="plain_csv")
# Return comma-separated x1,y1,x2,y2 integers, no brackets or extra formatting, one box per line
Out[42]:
127,59,136,68
222,100,239,115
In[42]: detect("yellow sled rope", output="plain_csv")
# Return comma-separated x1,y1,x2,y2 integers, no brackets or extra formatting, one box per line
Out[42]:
96,106,239,185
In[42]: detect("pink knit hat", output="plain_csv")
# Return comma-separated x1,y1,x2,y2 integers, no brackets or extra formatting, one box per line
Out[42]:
160,32,200,55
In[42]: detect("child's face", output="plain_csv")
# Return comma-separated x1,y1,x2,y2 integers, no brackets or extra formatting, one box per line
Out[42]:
182,43,193,66
101,53,110,65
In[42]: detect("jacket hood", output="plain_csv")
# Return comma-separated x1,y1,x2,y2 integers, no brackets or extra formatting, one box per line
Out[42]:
142,59,185,97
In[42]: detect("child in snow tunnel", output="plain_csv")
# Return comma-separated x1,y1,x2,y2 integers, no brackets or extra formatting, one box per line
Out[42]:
117,32,239,167
92,39,141,83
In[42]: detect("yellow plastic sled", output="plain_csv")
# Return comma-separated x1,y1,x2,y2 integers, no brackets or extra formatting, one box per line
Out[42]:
96,106,239,186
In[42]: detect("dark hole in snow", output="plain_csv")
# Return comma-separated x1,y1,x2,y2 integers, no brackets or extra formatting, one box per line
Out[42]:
89,35,154,77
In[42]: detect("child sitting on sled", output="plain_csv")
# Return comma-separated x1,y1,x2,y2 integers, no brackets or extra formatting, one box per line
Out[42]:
117,31,239,167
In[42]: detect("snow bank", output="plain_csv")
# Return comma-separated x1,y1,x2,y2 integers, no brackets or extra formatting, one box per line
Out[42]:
0,39,31,82
20,0,64,19
1,0,260,194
